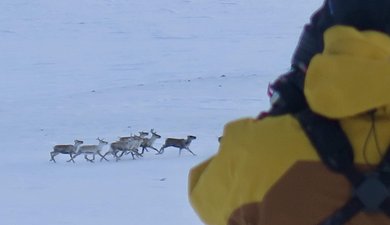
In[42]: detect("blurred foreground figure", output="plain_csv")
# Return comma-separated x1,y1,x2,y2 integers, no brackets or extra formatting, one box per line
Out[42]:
189,1,390,225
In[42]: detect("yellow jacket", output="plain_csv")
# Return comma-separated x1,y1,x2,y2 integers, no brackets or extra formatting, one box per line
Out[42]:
189,26,390,225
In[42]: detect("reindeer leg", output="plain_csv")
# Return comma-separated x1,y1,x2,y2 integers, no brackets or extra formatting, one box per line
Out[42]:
84,155,93,163
101,151,110,162
185,147,197,156
99,152,109,162
129,150,139,160
88,155,94,163
133,150,143,159
115,153,121,162
150,146,160,153
113,150,119,158
135,149,143,158
157,146,165,155
114,150,124,162
131,152,136,160
115,150,124,161
50,152,58,163
67,153,76,163
114,150,122,159
119,150,126,158
130,152,137,159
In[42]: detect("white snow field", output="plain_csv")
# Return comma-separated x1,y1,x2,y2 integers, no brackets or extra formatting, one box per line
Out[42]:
0,0,322,224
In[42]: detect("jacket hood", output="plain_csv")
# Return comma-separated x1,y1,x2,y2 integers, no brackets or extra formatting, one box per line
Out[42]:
305,25,390,119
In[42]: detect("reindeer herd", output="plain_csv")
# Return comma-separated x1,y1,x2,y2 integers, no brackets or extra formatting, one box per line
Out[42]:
49,129,197,163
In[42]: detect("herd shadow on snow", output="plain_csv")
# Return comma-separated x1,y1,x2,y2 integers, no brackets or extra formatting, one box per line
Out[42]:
49,129,198,163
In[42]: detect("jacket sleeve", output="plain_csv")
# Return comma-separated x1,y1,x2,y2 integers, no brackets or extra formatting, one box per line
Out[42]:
188,118,257,225
188,116,318,225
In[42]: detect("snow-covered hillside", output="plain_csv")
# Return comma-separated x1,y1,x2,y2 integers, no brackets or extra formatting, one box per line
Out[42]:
0,1,322,224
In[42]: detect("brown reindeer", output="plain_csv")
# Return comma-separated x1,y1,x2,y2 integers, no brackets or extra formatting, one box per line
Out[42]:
158,135,197,156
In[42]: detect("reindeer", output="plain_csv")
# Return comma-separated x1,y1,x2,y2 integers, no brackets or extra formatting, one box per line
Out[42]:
158,135,197,156
120,131,149,157
140,129,161,154
50,140,84,163
125,136,144,159
103,136,143,162
71,138,109,163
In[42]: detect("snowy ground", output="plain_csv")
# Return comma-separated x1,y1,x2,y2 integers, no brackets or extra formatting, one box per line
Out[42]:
0,1,322,224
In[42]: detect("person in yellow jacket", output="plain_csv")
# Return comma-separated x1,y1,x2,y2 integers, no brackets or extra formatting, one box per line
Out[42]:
189,0,390,225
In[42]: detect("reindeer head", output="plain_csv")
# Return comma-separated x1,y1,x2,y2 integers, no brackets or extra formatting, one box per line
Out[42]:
188,135,197,140
97,137,108,145
74,140,84,145
150,129,161,139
